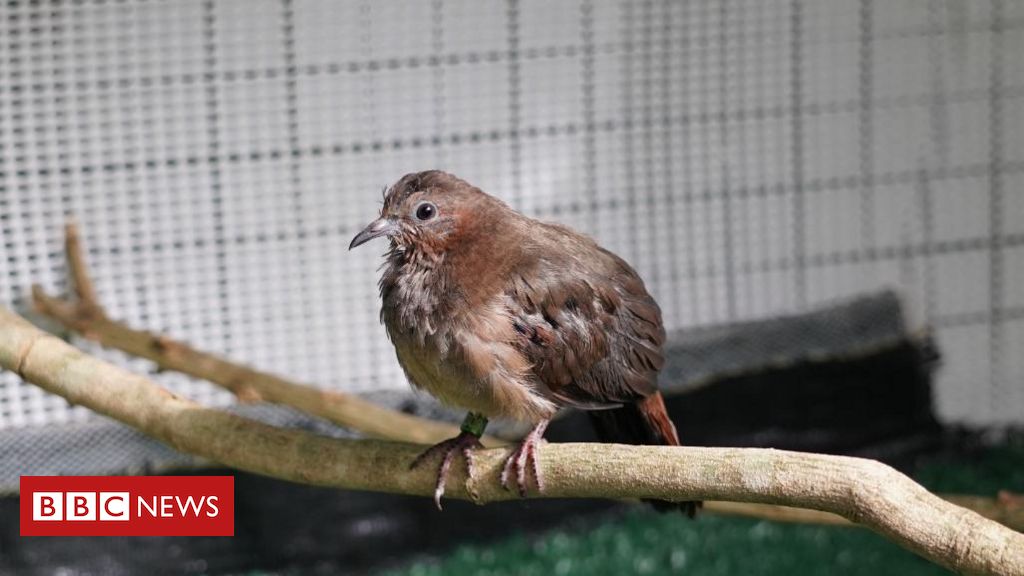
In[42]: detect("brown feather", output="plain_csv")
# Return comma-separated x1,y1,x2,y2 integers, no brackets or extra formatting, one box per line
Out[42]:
377,170,670,412
368,170,699,514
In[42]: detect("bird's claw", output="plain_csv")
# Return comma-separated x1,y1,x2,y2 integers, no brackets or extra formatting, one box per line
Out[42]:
500,421,548,497
410,431,484,510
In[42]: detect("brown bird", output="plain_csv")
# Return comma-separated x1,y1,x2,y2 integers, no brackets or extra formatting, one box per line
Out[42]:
350,170,699,515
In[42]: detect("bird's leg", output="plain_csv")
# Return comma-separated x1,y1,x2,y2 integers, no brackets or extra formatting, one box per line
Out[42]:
409,412,487,510
500,419,550,497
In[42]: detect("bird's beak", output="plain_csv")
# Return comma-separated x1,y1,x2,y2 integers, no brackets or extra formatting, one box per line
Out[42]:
349,217,398,250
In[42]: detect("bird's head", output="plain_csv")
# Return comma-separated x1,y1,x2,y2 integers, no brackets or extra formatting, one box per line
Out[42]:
349,170,492,256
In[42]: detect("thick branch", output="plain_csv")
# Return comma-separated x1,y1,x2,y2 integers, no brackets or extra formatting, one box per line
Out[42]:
31,222,491,446
1,306,1021,576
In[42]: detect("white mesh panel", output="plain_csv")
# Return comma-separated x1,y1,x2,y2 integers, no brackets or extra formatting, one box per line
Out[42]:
0,0,1022,439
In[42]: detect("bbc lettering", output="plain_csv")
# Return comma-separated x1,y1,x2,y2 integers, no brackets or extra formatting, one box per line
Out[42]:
31,492,220,522
33,492,130,521
21,476,233,536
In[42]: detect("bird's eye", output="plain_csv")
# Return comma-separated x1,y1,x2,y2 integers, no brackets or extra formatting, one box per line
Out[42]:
414,202,437,221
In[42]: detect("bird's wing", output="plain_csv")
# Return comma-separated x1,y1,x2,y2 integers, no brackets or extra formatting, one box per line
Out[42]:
503,247,665,410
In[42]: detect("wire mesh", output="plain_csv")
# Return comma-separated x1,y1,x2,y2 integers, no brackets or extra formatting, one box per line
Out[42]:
0,0,1021,445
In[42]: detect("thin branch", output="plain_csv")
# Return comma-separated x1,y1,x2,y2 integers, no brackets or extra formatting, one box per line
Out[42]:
1,306,1021,576
64,220,101,312
31,222,493,446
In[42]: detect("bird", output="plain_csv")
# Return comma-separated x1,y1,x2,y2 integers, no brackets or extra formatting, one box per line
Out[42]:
349,170,699,516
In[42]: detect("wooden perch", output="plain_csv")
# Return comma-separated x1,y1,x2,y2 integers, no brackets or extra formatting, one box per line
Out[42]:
30,222,494,446
2,306,1022,576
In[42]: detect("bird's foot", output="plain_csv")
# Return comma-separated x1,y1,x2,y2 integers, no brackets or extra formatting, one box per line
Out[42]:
500,420,549,497
410,431,484,510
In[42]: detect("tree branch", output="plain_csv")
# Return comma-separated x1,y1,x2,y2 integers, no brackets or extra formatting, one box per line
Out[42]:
30,222,495,446
64,220,101,313
1,306,1021,575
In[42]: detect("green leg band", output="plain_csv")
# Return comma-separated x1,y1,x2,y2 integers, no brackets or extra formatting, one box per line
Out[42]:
460,412,489,437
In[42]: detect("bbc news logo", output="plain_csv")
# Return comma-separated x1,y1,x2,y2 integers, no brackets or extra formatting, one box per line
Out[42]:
32,490,220,522
21,476,234,536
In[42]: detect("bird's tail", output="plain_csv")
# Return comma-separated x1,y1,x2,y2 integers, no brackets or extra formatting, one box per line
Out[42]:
587,392,702,517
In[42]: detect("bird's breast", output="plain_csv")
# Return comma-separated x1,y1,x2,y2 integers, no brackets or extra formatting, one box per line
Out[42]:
381,275,557,422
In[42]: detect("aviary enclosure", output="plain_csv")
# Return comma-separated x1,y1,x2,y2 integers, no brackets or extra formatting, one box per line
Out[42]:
0,1,1022,575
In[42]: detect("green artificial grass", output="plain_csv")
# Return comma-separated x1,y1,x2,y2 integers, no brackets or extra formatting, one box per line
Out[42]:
382,440,1024,576
386,514,944,576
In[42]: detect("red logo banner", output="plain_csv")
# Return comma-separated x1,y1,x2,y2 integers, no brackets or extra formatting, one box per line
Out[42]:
20,476,234,536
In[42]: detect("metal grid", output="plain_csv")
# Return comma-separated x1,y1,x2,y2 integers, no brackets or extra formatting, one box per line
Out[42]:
0,0,1022,436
